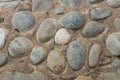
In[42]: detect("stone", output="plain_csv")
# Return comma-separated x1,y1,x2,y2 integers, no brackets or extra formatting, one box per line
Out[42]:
67,40,85,70
30,46,47,65
58,0,81,8
12,11,35,32
0,52,7,67
75,75,93,80
55,28,71,45
114,17,120,30
55,8,64,15
0,17,4,24
8,37,33,57
90,8,112,20
59,12,85,30
47,50,66,74
86,0,103,3
107,0,120,8
89,43,102,67
82,21,105,38
32,0,54,12
37,18,57,43
106,32,120,56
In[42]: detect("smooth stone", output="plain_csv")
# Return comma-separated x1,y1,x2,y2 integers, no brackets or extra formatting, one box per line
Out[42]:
37,18,57,43
59,12,85,30
0,52,7,67
90,8,111,20
82,21,105,38
32,0,54,12
114,17,120,30
89,43,102,67
55,28,71,45
30,46,47,65
8,37,33,57
86,0,103,3
47,50,66,74
107,0,120,8
55,8,64,15
75,75,93,80
67,40,85,70
12,11,35,32
58,0,81,8
106,32,120,56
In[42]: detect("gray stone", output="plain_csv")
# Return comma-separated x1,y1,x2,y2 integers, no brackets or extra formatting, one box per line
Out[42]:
58,0,81,8
89,43,102,67
32,0,54,12
55,8,64,15
37,18,57,43
107,0,120,8
106,32,120,56
90,8,112,20
59,12,85,30
82,21,105,38
86,0,103,3
30,46,47,65
12,11,35,32
0,52,7,67
114,17,120,30
67,40,85,70
8,37,33,57
47,50,66,74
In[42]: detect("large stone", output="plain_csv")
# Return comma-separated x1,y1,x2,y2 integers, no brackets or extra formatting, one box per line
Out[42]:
37,18,57,43
0,52,7,67
12,11,35,32
67,40,85,70
107,0,120,8
59,12,85,30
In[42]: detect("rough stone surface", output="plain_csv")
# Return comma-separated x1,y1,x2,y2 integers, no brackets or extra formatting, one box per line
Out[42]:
59,12,85,30
107,0,120,8
67,40,85,70
114,17,120,30
0,52,7,67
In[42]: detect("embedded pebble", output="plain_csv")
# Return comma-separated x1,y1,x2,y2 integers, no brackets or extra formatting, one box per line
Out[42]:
107,0,120,8
106,32,120,56
8,37,33,57
89,43,102,67
90,8,112,20
0,52,7,67
59,12,85,30
114,17,120,30
55,28,71,45
82,21,105,38
67,40,85,70
30,46,47,65
47,50,66,74
55,8,64,15
12,11,35,32
37,18,57,43
0,17,4,24
86,0,103,3
58,0,81,8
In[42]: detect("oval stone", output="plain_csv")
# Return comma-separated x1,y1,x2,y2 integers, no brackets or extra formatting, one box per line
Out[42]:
12,11,35,32
82,21,105,38
37,18,57,43
47,50,66,74
59,12,85,30
8,37,33,57
67,40,85,70
107,0,120,8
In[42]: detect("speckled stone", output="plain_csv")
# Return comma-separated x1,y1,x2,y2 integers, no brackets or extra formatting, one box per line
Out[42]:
107,0,120,8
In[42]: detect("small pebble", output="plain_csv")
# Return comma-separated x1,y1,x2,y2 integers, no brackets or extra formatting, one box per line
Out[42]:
55,8,64,15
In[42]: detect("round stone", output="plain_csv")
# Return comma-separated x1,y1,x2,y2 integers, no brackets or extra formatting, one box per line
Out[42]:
89,43,102,67
82,21,105,38
30,46,47,65
47,50,66,74
59,12,85,30
106,32,120,56
8,37,33,57
86,0,103,3
107,0,120,8
114,17,120,30
12,11,35,32
67,40,85,70
0,52,7,67
90,8,112,20
37,18,57,43
58,0,81,8
55,28,71,45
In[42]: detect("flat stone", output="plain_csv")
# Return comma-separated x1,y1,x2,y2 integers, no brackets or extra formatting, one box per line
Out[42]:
67,40,85,70
32,0,54,12
75,75,93,80
114,17,120,31
47,50,66,74
58,0,81,8
12,11,35,32
30,46,47,65
89,43,102,67
8,37,33,57
90,8,112,20
59,12,85,30
106,32,120,56
55,28,71,45
86,0,103,3
37,18,57,43
0,52,7,67
82,21,105,38
107,0,120,8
